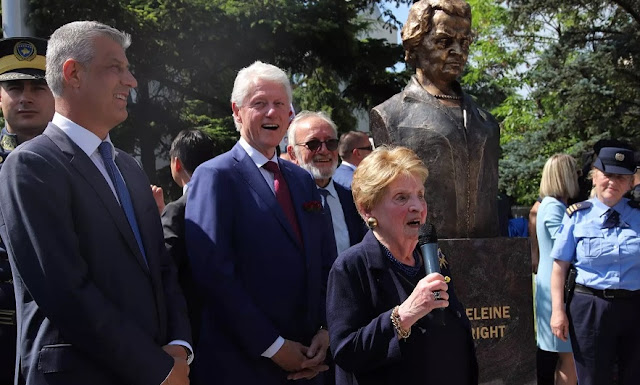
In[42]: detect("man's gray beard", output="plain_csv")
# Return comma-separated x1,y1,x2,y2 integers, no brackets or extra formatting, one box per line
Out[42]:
298,159,338,180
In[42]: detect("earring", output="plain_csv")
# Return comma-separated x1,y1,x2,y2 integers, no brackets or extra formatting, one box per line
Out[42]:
366,217,378,229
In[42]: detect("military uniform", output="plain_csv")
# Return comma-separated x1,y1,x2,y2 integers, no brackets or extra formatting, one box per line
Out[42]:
0,37,48,383
551,148,640,385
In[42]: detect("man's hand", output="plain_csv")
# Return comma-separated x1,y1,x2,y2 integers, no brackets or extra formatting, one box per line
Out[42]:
151,184,165,214
287,329,330,380
271,339,309,372
161,357,189,385
163,344,188,360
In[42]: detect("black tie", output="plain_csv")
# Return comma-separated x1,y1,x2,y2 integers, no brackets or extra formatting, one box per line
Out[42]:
602,209,620,229
318,189,334,226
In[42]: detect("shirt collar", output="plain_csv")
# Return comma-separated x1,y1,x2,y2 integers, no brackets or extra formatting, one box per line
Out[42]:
340,160,356,170
238,137,278,168
591,196,632,220
52,112,114,159
318,179,338,198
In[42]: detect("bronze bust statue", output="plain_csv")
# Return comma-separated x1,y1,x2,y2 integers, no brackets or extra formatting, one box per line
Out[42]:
371,0,500,238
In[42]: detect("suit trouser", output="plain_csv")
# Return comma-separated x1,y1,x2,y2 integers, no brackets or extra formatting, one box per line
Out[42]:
568,291,640,385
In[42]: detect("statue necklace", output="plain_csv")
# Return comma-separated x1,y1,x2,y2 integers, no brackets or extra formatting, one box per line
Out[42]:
432,93,461,101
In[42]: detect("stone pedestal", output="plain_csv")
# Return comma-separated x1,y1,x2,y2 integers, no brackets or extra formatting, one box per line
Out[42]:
439,237,535,385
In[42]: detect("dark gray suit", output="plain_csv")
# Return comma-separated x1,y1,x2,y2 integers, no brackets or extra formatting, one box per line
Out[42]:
0,123,191,385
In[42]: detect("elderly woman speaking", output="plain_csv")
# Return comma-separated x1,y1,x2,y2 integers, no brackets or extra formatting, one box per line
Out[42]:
326,146,477,385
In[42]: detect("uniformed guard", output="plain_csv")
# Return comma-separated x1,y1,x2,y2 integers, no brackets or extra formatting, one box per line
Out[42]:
0,36,53,383
549,146,640,385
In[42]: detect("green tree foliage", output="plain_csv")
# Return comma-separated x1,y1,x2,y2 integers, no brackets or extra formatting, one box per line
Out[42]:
25,0,406,198
499,0,640,203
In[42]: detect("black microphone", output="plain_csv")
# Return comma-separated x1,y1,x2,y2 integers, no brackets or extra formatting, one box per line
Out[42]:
418,223,445,326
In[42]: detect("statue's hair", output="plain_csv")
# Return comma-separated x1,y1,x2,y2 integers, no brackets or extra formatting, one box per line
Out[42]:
401,0,471,68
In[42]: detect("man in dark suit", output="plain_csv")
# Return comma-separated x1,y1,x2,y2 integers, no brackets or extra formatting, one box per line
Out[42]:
333,131,372,190
287,111,367,254
185,61,336,385
0,21,191,385
161,129,216,350
0,36,54,383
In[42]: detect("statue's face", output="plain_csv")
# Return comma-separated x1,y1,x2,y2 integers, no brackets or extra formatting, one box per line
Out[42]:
416,10,471,84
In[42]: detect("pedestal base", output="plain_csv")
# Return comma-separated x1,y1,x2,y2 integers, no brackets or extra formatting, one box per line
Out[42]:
440,237,535,385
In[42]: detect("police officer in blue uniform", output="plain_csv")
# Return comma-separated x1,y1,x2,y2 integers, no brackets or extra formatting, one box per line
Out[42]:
0,36,53,383
549,146,640,385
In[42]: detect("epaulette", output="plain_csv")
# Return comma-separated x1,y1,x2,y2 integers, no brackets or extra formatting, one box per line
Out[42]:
566,201,592,217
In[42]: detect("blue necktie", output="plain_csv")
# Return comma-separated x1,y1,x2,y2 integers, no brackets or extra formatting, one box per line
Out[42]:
318,188,334,225
98,142,147,266
602,209,620,229
318,188,338,255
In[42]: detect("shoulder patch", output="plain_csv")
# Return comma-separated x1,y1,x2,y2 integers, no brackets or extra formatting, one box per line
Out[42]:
566,201,592,217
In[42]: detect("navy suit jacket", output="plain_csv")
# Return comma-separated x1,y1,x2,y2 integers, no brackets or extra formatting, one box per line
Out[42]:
333,182,367,248
0,124,191,385
185,143,337,385
327,231,478,385
332,164,355,190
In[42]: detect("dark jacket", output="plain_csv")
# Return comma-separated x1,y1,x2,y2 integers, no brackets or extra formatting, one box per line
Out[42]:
0,124,191,385
333,182,367,248
327,231,478,385
185,143,336,385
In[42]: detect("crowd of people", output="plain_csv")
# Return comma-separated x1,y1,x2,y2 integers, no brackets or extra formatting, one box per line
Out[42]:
0,8,639,385
0,20,469,385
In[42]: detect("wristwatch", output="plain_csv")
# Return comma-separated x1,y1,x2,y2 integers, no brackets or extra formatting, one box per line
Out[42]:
182,346,193,365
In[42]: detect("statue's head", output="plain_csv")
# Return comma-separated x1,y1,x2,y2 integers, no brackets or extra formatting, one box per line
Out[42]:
401,0,472,82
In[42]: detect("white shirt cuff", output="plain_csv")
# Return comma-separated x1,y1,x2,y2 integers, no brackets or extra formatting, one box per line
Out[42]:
168,340,194,365
261,336,285,358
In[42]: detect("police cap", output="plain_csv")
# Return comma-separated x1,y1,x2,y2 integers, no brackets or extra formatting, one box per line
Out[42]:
594,147,636,175
0,37,47,82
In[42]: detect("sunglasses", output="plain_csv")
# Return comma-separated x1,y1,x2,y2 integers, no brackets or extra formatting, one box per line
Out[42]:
356,145,373,151
296,139,339,152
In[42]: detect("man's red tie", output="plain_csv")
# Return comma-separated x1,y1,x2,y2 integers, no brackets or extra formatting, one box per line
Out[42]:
263,161,302,244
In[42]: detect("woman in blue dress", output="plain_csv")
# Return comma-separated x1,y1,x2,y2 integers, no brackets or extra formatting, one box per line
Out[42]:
535,154,579,384
550,147,640,385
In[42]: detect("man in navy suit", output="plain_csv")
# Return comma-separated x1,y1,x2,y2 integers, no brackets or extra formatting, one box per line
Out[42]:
185,61,336,384
332,131,372,189
287,111,367,254
0,21,191,385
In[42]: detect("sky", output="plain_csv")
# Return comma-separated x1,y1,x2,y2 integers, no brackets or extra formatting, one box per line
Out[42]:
381,1,411,71
384,1,410,28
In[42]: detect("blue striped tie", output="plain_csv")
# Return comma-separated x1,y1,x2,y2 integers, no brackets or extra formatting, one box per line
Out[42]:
98,142,147,266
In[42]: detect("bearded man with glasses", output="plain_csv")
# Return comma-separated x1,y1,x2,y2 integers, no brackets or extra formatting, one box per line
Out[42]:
287,111,367,255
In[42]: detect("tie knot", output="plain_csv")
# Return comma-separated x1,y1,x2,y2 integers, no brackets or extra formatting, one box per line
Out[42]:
603,209,620,229
98,141,114,161
318,188,330,198
263,161,280,175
